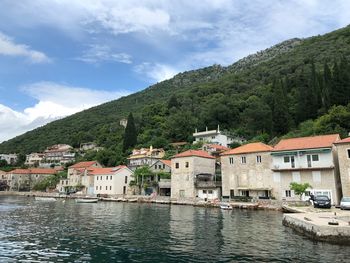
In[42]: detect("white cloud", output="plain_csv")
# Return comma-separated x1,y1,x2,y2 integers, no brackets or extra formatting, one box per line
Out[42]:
0,32,50,63
134,62,179,83
0,82,130,142
77,44,132,64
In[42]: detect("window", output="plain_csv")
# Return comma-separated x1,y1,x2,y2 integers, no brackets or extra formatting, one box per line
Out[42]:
285,190,291,197
208,190,213,194
229,157,234,164
307,155,312,168
212,136,215,139
100,176,102,180
284,156,290,163
97,176,98,180
241,156,246,164
96,186,98,190
163,164,165,169
175,163,179,169
159,165,162,169
185,162,189,168
100,186,102,190
154,165,157,170
106,176,108,180
256,155,262,163
347,149,350,159
106,186,108,190
110,186,112,190
203,190,207,194
312,154,319,162
125,176,128,184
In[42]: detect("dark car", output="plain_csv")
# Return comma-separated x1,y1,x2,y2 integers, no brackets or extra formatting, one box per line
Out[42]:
313,195,331,208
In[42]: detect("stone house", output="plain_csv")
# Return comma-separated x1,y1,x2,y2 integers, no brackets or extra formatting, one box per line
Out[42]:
150,159,171,196
271,134,341,204
171,150,218,200
57,161,102,194
91,166,133,196
25,153,45,166
221,142,274,200
7,168,57,191
0,170,9,190
334,137,350,198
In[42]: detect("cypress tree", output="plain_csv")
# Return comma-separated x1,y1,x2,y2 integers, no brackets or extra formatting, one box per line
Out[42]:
167,95,179,109
322,62,332,109
272,79,290,135
123,113,137,152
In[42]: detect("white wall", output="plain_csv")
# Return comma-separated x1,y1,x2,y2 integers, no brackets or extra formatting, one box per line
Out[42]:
93,168,132,195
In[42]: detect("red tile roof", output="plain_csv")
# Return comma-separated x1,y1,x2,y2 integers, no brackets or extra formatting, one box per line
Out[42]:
88,165,127,175
172,150,215,159
335,137,350,144
221,142,273,156
205,144,229,151
9,168,57,175
160,160,171,166
273,134,340,151
69,161,98,169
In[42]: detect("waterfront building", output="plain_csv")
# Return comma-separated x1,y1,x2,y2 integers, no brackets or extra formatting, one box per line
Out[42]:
0,170,9,190
0,154,18,165
7,168,57,191
193,126,244,147
91,166,133,196
271,134,341,204
171,150,219,200
221,142,274,200
43,144,75,164
150,159,171,196
25,153,45,166
334,137,350,197
127,146,165,171
57,161,102,194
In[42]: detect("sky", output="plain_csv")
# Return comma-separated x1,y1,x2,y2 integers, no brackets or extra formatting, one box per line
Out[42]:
0,0,349,143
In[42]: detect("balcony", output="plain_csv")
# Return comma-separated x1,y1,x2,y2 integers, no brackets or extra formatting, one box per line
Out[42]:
194,173,221,188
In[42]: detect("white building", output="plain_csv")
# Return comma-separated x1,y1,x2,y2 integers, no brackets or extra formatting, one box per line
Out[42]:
0,154,18,165
193,126,244,147
271,134,341,204
25,153,44,166
43,144,75,164
127,146,165,170
92,166,133,196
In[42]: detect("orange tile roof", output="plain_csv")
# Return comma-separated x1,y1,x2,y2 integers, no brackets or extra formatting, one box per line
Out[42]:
88,165,127,175
335,137,350,144
221,142,273,155
172,150,215,159
9,168,57,175
273,134,340,151
69,161,98,169
159,160,171,166
206,144,229,151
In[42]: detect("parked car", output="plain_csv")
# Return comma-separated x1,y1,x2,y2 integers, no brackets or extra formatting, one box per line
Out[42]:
340,197,350,210
313,195,331,208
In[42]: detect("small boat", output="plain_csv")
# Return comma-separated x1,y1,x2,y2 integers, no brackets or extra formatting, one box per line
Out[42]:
75,198,98,203
35,197,57,202
220,203,233,210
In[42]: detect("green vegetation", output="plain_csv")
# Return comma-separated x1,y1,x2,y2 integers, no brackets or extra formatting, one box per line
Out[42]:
32,171,67,191
123,113,137,151
290,182,312,200
1,26,350,165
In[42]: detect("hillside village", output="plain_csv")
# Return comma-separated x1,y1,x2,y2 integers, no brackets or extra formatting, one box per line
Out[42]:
1,126,350,206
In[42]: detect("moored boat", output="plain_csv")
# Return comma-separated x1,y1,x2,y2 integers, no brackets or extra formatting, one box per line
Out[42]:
35,197,57,202
75,198,98,203
220,203,233,210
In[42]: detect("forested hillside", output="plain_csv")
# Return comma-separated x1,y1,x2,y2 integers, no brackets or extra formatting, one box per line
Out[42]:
1,25,350,166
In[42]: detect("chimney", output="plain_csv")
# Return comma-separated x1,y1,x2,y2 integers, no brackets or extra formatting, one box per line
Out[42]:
206,126,208,131
217,124,220,133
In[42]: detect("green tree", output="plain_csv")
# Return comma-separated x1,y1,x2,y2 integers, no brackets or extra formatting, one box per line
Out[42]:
290,182,312,200
272,80,290,135
123,113,137,151
167,95,179,109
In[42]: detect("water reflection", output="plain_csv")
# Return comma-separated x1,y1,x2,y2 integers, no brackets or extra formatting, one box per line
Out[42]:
0,196,350,262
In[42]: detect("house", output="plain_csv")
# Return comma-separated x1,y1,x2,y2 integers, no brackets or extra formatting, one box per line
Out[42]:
43,144,75,164
127,146,165,170
271,134,341,204
334,137,350,198
221,142,274,200
0,154,18,165
171,150,219,200
91,166,133,196
25,153,44,166
150,159,171,196
0,170,9,190
7,168,57,191
193,126,244,147
57,161,102,194
80,142,103,152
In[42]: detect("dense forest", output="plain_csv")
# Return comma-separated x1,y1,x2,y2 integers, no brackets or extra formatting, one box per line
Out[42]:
1,25,350,166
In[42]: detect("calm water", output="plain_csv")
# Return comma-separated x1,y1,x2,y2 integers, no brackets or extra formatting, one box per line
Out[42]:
0,196,349,263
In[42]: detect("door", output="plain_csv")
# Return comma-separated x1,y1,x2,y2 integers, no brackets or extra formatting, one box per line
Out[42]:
291,156,295,168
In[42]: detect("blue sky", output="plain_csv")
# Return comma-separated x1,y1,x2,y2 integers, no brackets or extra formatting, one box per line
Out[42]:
0,0,349,142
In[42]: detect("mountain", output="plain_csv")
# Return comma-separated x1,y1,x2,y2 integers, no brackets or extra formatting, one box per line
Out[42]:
1,25,350,162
